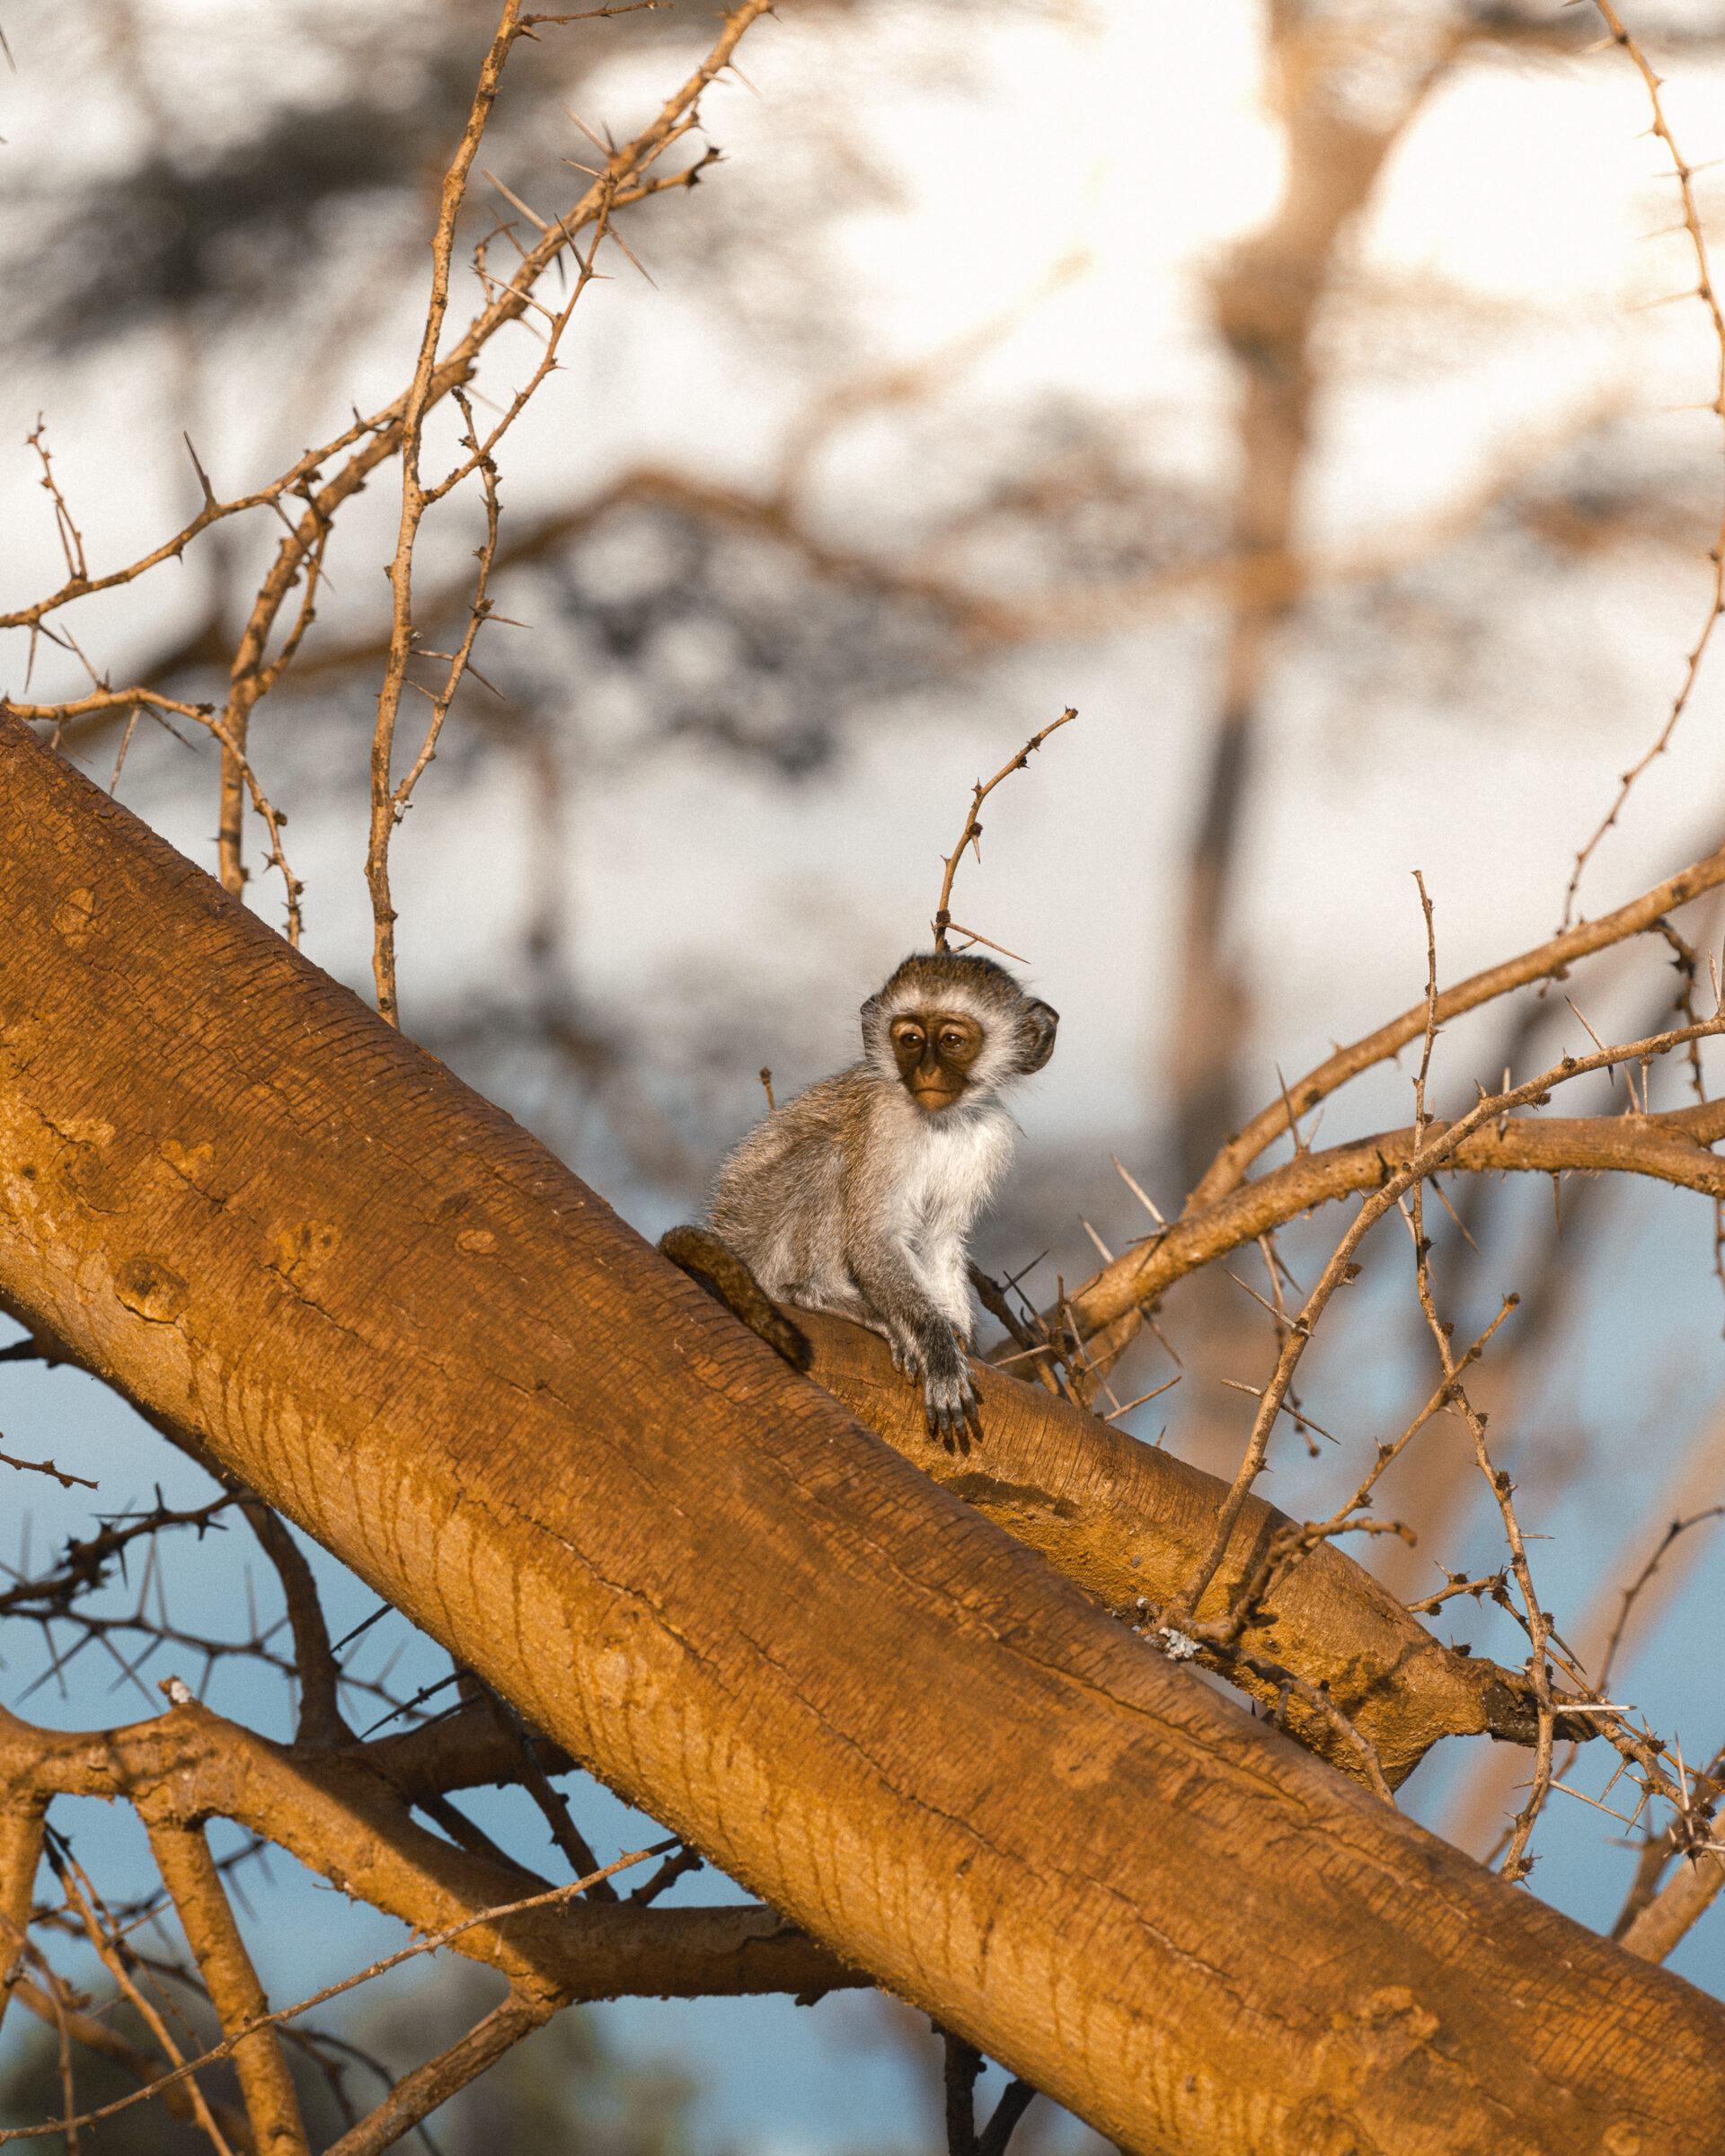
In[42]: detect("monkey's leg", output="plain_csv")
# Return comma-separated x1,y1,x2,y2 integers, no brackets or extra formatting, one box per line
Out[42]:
783,1278,884,1337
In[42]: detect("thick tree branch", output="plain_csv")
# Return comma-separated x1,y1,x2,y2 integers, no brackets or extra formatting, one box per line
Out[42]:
0,1799,44,2041
0,1698,857,2010
801,1314,1556,1789
4,717,1725,2152
1622,1852,1725,1966
322,1992,551,2156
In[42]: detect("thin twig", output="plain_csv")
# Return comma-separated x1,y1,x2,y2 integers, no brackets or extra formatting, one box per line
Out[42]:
1164,1008,1725,1628
931,708,1076,952
0,1842,671,2146
1561,2,1725,926
367,4,524,1026
0,1445,95,1491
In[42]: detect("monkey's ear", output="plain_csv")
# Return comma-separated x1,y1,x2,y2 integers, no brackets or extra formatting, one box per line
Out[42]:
1019,999,1058,1074
860,991,889,1061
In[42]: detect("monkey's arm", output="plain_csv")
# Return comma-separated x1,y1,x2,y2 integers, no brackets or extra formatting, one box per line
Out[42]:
659,1225,812,1372
916,1231,977,1349
844,1231,980,1451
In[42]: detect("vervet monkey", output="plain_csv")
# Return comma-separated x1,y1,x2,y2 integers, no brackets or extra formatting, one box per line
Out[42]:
664,952,1057,1446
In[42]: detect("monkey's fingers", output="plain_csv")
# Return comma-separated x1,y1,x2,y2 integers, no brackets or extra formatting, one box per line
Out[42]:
922,1374,974,1454
936,1378,980,1456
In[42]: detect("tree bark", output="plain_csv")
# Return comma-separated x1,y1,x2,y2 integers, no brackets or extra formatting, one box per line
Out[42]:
3,712,1725,2154
798,1313,1554,1789
0,1700,858,2018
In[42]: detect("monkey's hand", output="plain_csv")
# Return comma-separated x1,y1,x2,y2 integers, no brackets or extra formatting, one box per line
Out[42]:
897,1322,981,1453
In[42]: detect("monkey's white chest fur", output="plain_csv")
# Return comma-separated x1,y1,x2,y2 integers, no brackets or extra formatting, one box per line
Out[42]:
893,1105,1015,1244
886,1104,1014,1337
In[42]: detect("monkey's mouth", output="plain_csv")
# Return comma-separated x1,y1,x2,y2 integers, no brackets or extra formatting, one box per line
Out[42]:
911,1085,961,1110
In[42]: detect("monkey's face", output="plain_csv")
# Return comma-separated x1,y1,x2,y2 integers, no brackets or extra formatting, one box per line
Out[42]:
889,1009,983,1113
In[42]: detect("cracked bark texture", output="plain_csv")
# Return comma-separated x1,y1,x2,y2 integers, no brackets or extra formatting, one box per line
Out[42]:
3,713,1725,2153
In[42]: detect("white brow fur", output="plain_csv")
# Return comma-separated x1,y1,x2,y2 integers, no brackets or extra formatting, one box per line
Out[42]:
874,977,1020,1094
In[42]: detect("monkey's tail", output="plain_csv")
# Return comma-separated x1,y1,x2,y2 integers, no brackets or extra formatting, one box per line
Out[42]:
658,1225,813,1373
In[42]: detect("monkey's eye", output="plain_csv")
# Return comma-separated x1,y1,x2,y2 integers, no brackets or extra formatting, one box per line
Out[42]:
898,1029,924,1050
941,1029,966,1050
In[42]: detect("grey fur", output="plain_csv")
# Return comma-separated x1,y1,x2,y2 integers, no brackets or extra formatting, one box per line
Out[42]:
708,952,1058,1447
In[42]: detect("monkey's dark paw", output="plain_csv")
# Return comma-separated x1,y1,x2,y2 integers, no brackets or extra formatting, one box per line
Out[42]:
922,1365,982,1454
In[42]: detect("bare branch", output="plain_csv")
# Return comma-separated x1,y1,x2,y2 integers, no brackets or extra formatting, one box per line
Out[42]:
1561,2,1725,923
146,1818,311,2156
1163,1013,1725,1629
1188,842,1725,1214
931,708,1076,953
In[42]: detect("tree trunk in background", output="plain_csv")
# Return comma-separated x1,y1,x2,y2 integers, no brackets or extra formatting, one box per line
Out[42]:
4,712,1725,2155
1175,4,1448,1193
1162,7,1461,1489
